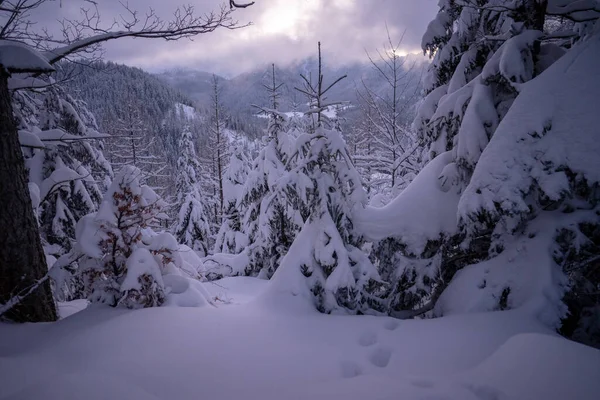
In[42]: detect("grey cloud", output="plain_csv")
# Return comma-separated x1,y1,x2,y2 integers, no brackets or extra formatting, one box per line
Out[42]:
33,0,438,76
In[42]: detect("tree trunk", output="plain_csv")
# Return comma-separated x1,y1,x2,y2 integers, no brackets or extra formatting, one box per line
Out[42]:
0,71,57,322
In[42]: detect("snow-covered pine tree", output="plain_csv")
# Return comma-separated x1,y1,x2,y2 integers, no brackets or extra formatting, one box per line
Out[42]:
214,144,250,255
367,0,553,317
14,83,113,259
268,43,383,314
238,64,302,278
175,125,211,257
367,1,600,346
65,166,169,308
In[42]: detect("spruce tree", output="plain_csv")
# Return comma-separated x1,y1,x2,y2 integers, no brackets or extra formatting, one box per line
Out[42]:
215,145,250,255
175,126,211,256
239,64,302,278
269,43,383,314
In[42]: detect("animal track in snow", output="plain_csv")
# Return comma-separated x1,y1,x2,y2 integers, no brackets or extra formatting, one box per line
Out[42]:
383,319,400,331
339,360,363,378
368,347,392,368
358,331,378,347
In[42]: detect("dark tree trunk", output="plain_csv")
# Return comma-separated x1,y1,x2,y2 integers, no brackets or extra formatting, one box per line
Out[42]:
0,71,57,322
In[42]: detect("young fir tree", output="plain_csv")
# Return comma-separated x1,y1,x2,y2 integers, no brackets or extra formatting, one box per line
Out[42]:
67,166,169,308
214,144,250,255
175,125,211,257
269,43,384,314
238,64,302,278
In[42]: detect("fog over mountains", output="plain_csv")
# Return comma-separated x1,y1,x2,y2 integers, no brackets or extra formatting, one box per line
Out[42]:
157,53,426,120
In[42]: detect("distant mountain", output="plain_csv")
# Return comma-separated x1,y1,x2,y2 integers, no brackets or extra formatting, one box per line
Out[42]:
156,68,216,105
156,55,427,135
60,61,204,170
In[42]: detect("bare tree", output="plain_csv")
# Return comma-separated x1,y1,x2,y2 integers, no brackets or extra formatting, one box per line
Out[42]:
107,97,169,197
295,42,347,128
357,27,422,193
0,0,253,322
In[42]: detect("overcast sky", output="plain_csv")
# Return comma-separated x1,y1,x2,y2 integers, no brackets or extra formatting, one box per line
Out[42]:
38,0,438,76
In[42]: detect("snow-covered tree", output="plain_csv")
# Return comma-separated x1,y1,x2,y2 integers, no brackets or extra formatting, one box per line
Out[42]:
215,145,250,255
175,126,211,256
26,86,113,258
236,65,303,278
268,43,384,314
64,166,168,308
365,1,600,346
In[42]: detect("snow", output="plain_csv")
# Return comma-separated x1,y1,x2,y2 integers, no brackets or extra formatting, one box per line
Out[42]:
1,276,598,400
121,248,164,292
436,212,579,328
174,103,197,120
460,30,600,224
162,275,209,308
201,251,250,279
355,151,460,255
18,130,45,149
0,40,54,73
57,300,89,319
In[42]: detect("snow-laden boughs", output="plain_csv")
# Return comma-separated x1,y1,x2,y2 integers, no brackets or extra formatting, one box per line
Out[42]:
364,1,600,348
370,1,553,316
175,125,211,256
265,43,386,314
239,111,303,278
456,29,600,339
63,166,171,308
214,144,250,255
14,82,113,258
270,122,385,314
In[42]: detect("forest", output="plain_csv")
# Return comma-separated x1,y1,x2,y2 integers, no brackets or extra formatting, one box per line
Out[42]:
0,1,599,399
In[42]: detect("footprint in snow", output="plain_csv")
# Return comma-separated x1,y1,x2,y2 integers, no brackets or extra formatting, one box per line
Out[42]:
358,331,378,347
339,360,363,378
383,319,400,331
368,346,393,368
463,384,505,400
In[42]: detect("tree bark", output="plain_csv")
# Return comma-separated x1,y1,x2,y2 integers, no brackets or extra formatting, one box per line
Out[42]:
0,71,57,322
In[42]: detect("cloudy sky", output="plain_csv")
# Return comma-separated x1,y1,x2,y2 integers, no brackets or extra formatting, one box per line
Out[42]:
38,0,438,76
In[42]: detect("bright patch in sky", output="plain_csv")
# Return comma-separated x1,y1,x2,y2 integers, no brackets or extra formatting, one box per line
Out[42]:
256,0,322,39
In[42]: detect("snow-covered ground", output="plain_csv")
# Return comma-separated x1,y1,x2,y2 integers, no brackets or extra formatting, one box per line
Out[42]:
1,277,598,400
